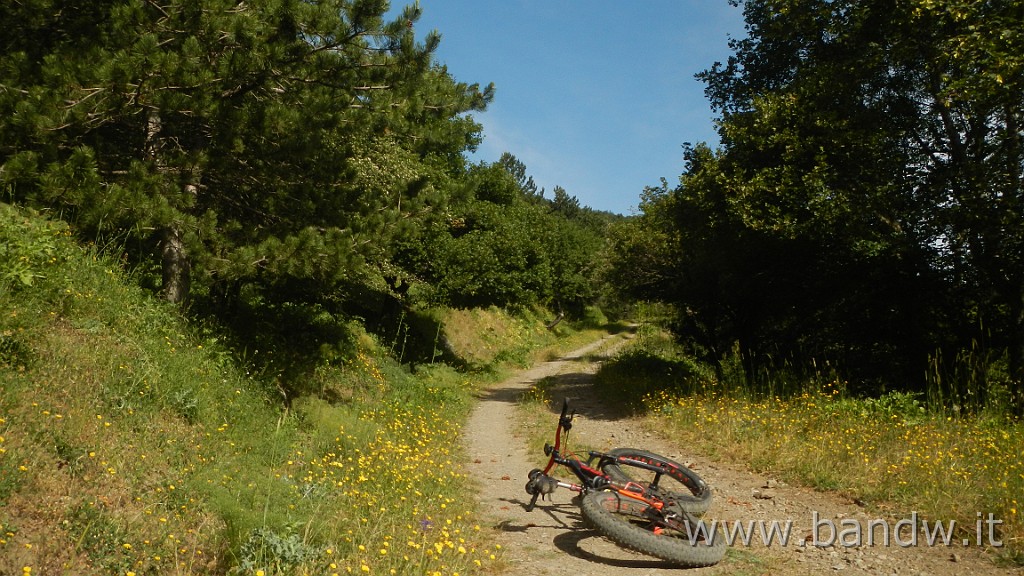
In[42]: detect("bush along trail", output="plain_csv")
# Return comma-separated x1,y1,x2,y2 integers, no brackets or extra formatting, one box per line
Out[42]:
464,333,1023,576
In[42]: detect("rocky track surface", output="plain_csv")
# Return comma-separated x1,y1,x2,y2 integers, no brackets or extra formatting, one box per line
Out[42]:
462,333,1020,575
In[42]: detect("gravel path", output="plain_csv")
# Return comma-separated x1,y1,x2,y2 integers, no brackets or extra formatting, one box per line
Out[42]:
462,333,1020,575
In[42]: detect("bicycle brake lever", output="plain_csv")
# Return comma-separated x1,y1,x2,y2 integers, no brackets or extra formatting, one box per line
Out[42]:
559,412,574,431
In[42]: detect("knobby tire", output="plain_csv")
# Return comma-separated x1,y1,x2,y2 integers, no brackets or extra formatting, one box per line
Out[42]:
580,490,726,567
600,448,713,515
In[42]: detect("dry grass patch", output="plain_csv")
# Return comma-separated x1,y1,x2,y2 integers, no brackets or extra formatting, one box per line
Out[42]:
640,387,1023,559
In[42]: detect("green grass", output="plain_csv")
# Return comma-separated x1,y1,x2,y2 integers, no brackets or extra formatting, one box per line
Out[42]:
2,202,605,575
594,326,1024,563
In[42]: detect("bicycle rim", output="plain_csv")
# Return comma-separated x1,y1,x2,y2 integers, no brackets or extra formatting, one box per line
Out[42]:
600,448,712,515
580,490,726,567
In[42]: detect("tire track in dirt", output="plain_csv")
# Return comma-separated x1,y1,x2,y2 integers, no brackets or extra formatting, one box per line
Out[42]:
462,333,1020,575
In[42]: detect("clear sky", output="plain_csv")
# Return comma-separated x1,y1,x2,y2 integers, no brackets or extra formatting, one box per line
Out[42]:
409,1,748,215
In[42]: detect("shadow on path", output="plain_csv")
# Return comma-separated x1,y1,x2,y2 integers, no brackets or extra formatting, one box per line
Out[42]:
494,497,689,570
475,370,632,421
473,330,636,420
552,530,686,570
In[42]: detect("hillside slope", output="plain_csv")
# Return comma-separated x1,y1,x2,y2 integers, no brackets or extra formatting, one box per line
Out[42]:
1,203,542,575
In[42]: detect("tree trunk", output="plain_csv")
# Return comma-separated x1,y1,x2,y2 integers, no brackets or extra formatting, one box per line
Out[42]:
145,106,191,303
161,225,190,304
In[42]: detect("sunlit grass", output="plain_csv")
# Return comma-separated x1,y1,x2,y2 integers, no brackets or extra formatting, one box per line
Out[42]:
0,203,524,574
594,327,1024,561
0,323,503,574
1,349,503,575
645,386,1023,526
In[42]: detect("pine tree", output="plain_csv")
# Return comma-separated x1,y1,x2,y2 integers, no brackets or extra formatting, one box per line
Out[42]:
0,0,492,306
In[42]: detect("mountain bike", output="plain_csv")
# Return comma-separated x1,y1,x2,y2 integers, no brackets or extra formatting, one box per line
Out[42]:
524,399,725,567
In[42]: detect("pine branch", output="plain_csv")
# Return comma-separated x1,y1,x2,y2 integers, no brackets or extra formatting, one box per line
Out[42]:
63,87,107,108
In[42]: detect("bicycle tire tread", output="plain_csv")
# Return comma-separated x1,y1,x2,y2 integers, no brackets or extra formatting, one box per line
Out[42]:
580,490,726,567
601,448,713,515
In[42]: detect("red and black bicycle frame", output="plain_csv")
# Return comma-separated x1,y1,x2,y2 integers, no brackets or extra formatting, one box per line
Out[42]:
524,399,677,513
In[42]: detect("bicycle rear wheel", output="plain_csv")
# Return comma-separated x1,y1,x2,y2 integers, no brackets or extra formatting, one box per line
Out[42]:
581,489,726,566
600,448,712,515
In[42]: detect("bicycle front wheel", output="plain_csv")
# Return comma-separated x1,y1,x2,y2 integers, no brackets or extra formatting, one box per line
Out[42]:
580,490,726,567
600,448,712,515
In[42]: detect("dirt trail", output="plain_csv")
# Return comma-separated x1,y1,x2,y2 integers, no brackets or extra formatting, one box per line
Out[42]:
462,333,1020,575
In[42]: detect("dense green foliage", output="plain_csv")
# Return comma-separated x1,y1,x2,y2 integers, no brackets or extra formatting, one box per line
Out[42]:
1,0,486,306
4,0,1017,410
609,0,1023,412
1,201,611,574
0,0,621,389
402,156,614,314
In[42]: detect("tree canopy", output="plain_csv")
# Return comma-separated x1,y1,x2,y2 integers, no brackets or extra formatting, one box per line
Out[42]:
610,0,1024,411
0,0,494,307
1,2,624,379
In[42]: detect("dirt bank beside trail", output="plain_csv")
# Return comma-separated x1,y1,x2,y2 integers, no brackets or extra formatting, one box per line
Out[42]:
462,333,1020,575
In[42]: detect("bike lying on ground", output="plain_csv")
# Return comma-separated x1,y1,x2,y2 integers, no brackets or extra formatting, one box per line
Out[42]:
524,399,725,567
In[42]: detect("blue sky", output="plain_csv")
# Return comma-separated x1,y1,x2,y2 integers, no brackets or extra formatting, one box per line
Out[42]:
409,1,748,215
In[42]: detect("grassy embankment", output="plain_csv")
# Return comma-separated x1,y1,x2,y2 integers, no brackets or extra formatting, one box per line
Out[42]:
593,323,1024,562
0,202,607,575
